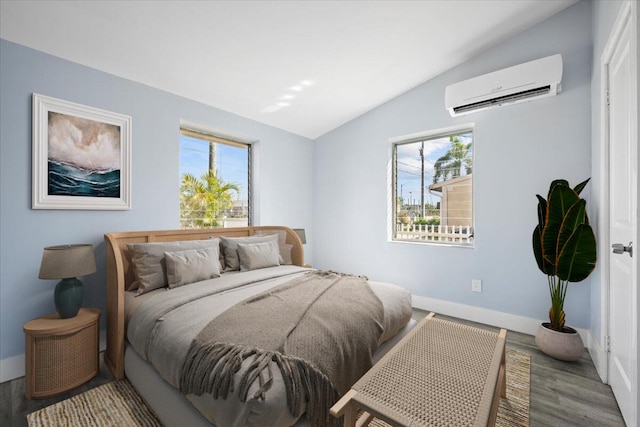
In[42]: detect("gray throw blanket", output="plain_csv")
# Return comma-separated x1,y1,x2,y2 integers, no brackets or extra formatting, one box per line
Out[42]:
180,270,384,427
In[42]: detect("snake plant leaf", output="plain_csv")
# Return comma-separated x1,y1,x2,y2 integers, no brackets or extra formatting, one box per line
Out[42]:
556,199,587,259
573,177,591,195
547,179,569,199
536,195,547,229
542,185,580,265
556,223,597,282
533,225,555,275
549,306,566,331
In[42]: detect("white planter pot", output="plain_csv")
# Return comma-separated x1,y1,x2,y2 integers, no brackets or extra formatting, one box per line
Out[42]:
535,323,584,362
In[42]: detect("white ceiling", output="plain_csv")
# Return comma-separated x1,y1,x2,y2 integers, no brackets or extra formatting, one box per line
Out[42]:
0,1,577,139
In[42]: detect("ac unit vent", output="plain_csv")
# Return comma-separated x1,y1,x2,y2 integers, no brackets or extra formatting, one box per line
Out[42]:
453,85,552,115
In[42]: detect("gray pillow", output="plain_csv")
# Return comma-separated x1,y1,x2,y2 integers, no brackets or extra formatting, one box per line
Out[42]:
220,235,282,271
237,241,281,271
128,238,221,295
209,236,227,271
253,230,293,264
165,246,221,288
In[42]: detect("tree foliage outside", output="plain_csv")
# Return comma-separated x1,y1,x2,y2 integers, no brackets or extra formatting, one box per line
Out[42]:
433,136,473,184
397,210,410,225
414,216,441,226
180,170,239,228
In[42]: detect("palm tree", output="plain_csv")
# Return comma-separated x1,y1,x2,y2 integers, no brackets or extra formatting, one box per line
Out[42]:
180,170,240,228
432,136,473,184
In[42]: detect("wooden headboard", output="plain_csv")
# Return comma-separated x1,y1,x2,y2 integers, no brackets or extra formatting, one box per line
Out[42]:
104,226,304,379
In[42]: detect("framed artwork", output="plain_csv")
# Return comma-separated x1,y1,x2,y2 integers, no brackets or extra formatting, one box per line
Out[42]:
32,93,132,210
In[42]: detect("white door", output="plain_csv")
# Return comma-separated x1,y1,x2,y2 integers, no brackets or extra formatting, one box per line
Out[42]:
606,3,637,426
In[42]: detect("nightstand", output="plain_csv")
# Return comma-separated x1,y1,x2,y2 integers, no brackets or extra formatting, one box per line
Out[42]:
24,308,100,399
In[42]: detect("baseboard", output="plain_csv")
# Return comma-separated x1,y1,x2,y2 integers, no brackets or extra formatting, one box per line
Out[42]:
0,330,107,384
0,353,25,383
412,294,591,347
588,330,608,383
100,329,106,353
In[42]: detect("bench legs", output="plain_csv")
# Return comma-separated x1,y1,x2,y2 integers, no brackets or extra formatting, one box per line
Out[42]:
489,328,508,426
355,411,374,427
499,328,507,399
330,390,358,427
329,389,377,427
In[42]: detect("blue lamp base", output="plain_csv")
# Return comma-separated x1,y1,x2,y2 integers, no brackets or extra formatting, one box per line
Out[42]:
54,278,83,319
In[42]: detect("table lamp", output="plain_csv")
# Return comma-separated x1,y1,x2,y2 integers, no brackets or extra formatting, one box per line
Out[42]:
38,244,96,319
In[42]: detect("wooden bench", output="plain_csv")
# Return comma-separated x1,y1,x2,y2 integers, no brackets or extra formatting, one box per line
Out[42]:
331,312,507,427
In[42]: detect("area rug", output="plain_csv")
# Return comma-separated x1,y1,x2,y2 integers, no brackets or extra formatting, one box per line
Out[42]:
496,349,531,427
26,379,162,427
27,350,530,426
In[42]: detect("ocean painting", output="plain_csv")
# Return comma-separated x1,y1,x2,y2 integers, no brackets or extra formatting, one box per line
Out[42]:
47,112,121,198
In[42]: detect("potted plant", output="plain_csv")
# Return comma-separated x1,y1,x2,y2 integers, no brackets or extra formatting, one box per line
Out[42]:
532,178,597,361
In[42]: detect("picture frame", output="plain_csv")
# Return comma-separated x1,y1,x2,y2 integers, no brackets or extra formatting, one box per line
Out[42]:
32,93,132,210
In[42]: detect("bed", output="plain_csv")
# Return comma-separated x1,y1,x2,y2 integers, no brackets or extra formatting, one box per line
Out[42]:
105,226,414,427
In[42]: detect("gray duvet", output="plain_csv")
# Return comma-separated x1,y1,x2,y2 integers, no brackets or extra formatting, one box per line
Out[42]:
127,265,412,427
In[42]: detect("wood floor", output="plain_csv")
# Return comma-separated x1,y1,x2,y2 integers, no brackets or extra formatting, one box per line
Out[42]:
0,310,626,426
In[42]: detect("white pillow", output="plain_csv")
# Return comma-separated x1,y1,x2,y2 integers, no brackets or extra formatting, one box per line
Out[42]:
164,246,221,289
237,241,281,271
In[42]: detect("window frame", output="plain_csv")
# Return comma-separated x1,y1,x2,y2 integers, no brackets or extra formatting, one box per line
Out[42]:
389,123,475,247
179,126,253,228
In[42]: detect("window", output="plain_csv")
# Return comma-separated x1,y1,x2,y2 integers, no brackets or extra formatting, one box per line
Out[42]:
392,127,473,246
179,128,251,229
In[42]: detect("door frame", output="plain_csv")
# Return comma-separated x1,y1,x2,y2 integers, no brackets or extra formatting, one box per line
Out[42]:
598,0,638,423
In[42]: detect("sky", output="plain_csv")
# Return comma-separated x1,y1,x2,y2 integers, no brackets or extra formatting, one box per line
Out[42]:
179,135,249,201
396,132,472,208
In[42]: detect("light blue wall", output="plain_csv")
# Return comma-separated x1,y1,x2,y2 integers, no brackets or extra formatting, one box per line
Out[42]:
589,0,627,351
0,39,314,362
313,1,593,327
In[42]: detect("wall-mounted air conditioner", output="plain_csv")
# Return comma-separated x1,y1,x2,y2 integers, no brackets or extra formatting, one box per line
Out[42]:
445,54,563,117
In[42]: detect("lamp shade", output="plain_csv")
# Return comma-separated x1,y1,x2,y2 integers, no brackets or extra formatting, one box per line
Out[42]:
293,228,306,245
39,244,96,279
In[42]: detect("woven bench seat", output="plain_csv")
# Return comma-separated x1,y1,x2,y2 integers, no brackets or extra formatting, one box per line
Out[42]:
331,312,507,427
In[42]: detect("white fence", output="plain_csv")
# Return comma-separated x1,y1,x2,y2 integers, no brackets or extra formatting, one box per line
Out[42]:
180,217,249,229
396,223,473,243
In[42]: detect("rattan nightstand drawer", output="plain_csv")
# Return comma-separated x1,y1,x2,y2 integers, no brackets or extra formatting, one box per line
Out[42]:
24,308,100,399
